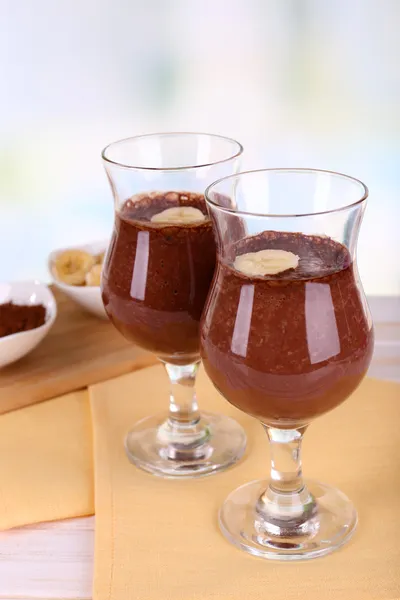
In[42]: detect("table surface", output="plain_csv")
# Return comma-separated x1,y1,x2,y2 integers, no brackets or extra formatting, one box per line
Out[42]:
0,296,398,600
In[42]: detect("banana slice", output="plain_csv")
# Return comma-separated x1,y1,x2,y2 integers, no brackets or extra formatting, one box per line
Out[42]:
234,249,299,276
85,263,102,286
95,251,105,265
150,206,206,224
53,250,95,286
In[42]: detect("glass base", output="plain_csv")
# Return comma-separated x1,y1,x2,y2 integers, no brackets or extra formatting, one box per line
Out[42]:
125,411,246,478
219,479,357,561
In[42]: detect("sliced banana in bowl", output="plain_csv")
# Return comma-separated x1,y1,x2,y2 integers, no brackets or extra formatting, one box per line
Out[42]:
53,250,95,286
48,240,109,319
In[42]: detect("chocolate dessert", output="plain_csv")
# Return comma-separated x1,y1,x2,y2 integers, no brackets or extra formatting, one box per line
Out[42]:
102,191,216,364
0,302,46,338
200,231,374,427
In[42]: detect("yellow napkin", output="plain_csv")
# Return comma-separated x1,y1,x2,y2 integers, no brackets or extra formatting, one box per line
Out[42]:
90,366,400,600
0,391,93,530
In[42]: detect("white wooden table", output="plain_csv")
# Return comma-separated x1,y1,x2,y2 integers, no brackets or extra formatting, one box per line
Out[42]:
0,297,398,600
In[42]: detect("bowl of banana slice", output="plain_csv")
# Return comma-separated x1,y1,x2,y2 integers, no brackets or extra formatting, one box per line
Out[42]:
48,240,109,319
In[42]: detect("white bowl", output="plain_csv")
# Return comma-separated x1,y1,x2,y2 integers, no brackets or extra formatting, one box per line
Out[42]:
0,281,57,369
48,240,108,319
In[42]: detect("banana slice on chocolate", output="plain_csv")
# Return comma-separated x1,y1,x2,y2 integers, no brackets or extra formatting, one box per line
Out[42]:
53,250,95,286
150,206,205,224
234,249,299,276
85,263,102,286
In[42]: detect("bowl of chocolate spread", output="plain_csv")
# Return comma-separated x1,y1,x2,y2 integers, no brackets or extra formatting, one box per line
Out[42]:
0,281,57,368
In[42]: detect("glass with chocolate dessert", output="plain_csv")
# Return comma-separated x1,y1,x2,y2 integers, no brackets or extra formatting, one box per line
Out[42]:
101,133,246,477
201,168,373,559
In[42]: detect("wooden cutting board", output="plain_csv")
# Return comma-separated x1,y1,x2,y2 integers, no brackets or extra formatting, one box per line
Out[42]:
0,287,157,414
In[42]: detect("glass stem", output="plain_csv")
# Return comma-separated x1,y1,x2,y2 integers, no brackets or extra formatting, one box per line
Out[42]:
156,361,210,458
256,426,318,536
164,361,201,425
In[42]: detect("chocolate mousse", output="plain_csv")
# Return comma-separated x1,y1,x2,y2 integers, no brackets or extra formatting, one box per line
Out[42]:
102,191,216,364
200,231,374,427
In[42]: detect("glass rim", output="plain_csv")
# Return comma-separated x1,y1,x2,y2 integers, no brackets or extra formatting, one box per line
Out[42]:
205,168,369,218
101,131,243,171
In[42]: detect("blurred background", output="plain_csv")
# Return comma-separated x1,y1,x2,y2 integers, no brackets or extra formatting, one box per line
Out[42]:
1,0,399,294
